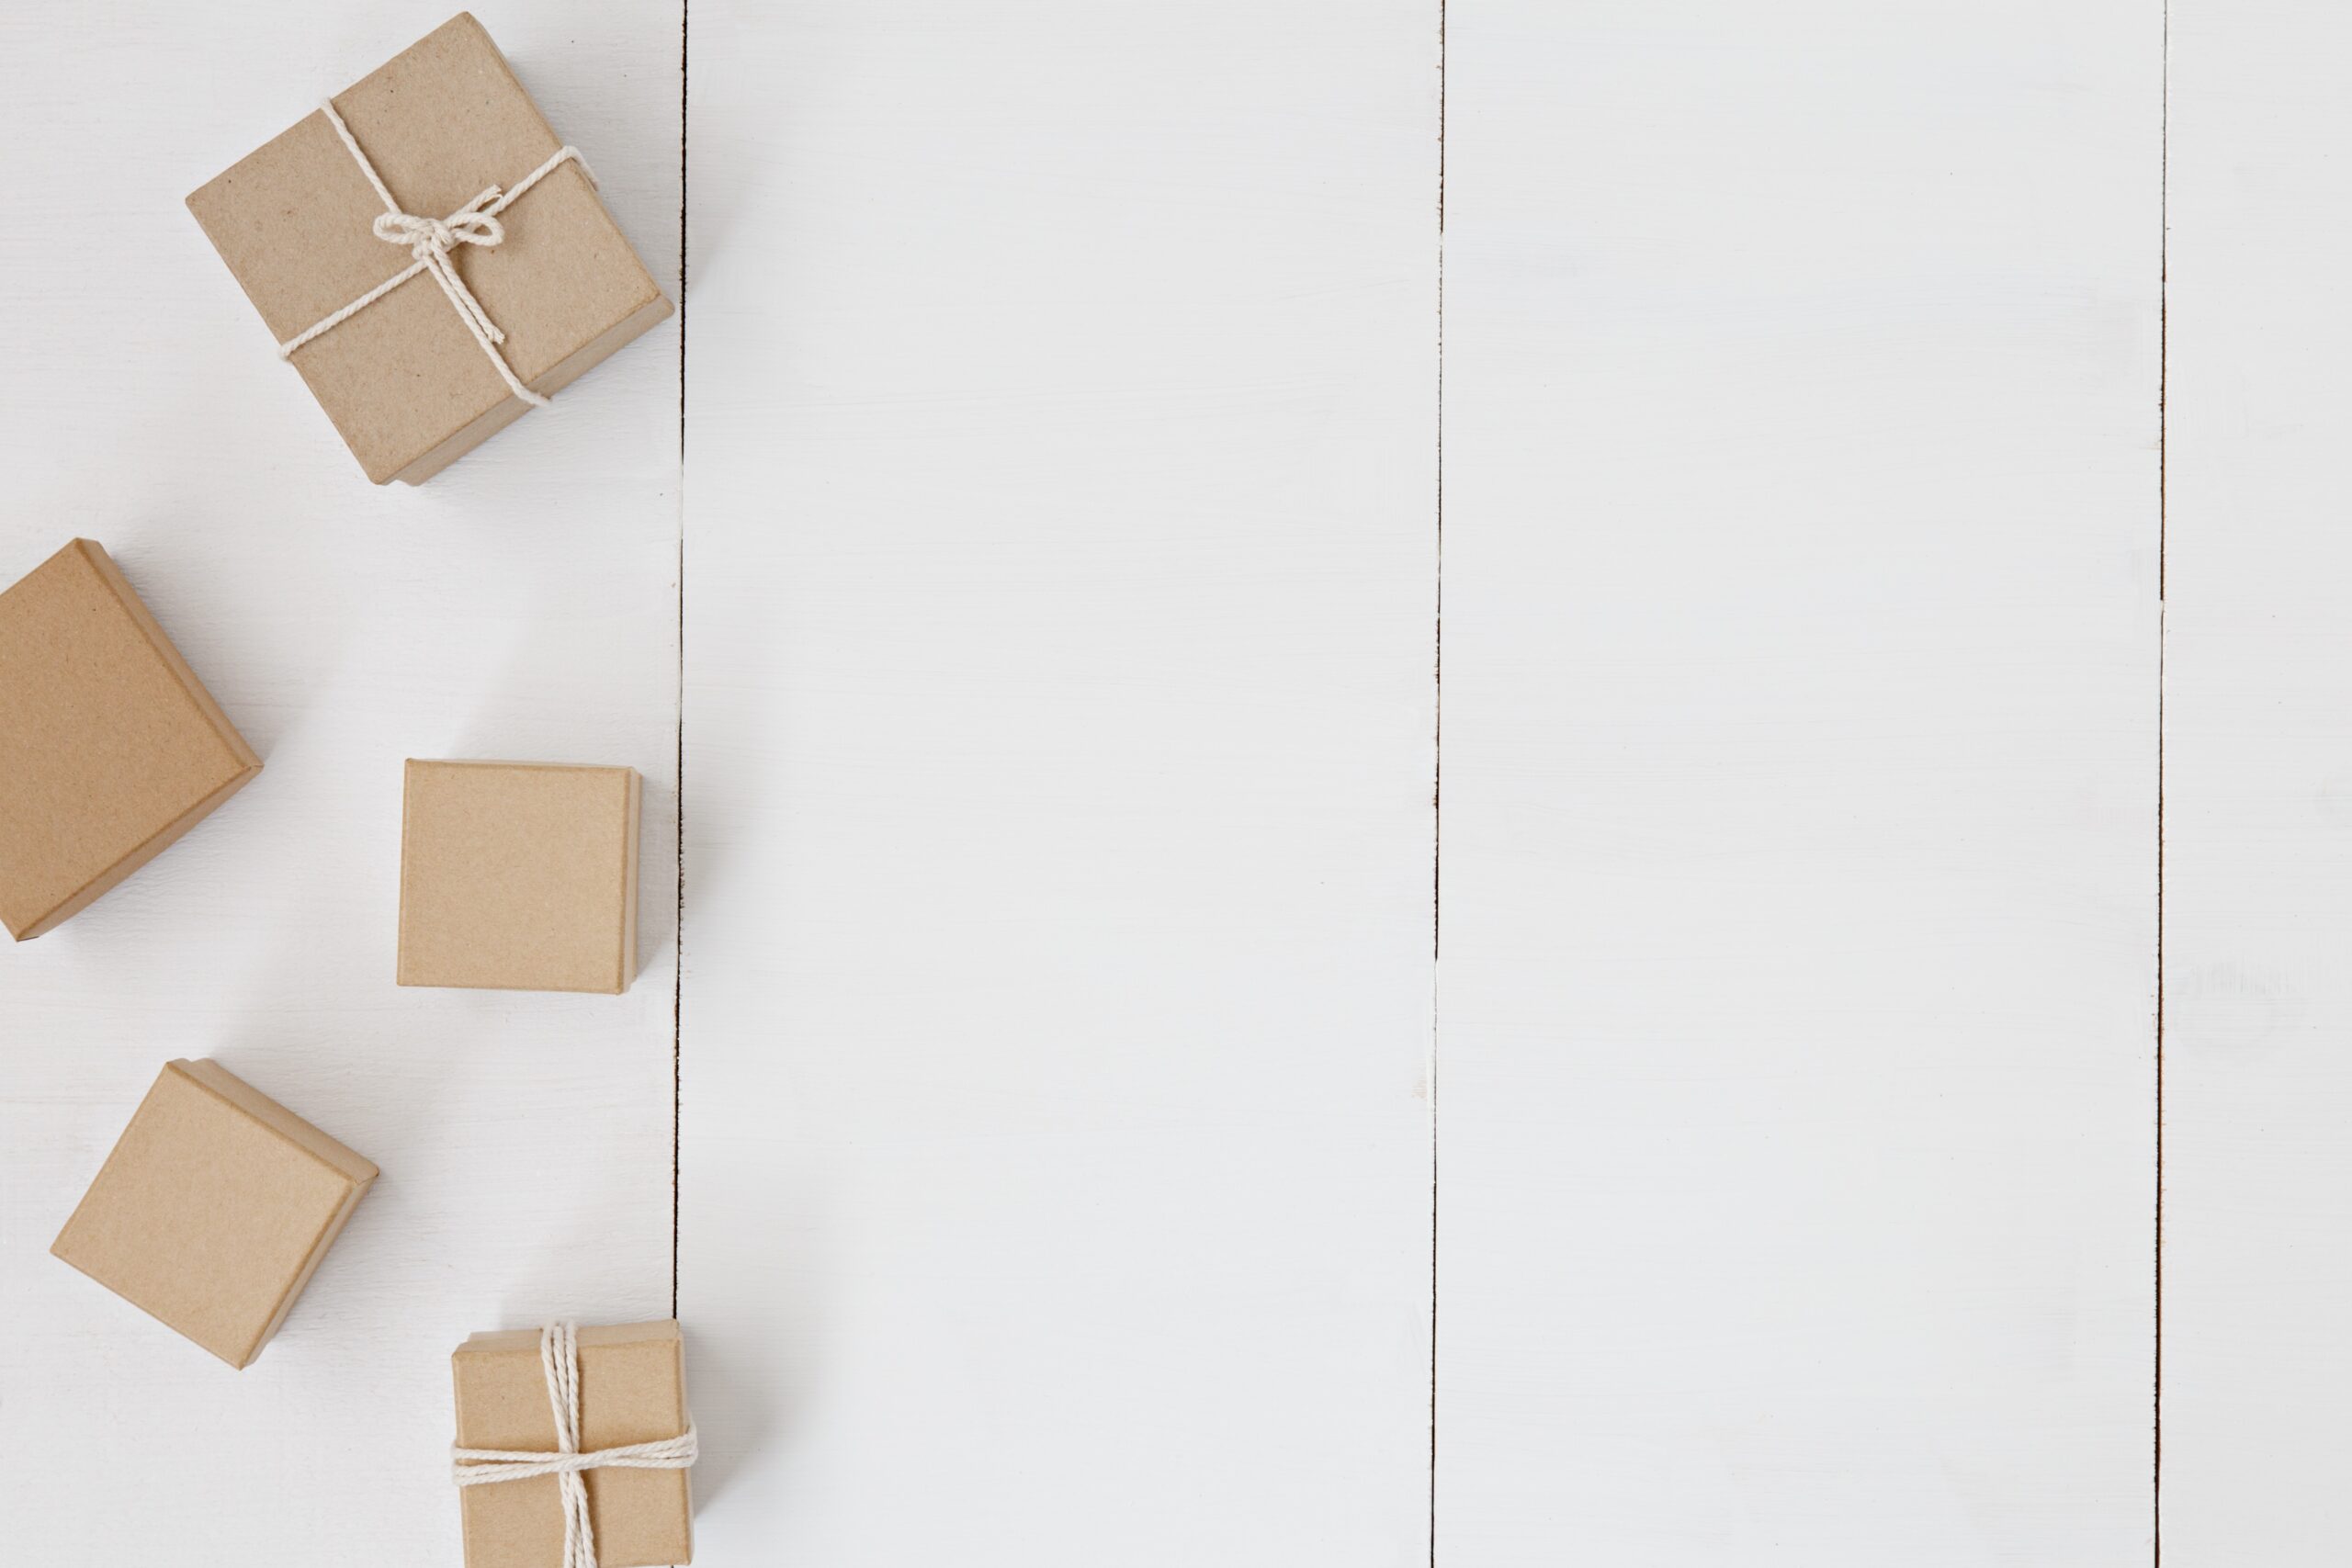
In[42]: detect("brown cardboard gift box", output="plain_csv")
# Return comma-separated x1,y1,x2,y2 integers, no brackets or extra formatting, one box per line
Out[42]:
453,1321,695,1568
51,1059,377,1369
399,759,641,994
0,539,261,941
187,12,672,484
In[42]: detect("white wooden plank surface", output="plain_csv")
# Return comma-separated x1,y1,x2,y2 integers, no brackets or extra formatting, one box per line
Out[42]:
2160,6,2352,1560
0,6,683,1562
1437,4,2163,1562
679,2,1437,1561
9,1,2278,1562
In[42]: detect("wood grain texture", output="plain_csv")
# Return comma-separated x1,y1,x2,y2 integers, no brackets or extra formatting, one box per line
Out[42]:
0,0,2260,1560
1436,3,2162,1561
678,2,1438,1562
2160,5,2352,1561
0,4,682,1562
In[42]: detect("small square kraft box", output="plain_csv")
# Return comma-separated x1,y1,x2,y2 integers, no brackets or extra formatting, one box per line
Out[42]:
51,1059,377,1369
0,539,261,941
400,760,640,993
187,13,672,484
453,1322,694,1568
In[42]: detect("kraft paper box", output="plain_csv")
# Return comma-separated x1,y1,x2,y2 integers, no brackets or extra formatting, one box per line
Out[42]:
400,760,640,993
0,539,261,941
51,1059,377,1369
187,13,672,484
454,1321,695,1568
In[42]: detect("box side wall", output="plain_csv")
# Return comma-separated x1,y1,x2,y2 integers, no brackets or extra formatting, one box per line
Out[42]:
48,1238,251,1369
388,387,534,487
74,541,260,770
616,768,641,994
238,1170,370,1368
392,293,673,485
174,1059,379,1183
12,761,260,941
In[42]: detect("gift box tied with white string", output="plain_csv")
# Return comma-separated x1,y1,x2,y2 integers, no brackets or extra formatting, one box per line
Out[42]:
187,13,672,484
450,1320,697,1568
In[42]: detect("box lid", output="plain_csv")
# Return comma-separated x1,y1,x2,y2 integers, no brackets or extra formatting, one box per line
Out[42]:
398,760,640,994
0,540,260,940
50,1060,374,1368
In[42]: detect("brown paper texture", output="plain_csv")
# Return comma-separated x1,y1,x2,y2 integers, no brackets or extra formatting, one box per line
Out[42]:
0,540,261,941
187,13,672,483
452,1321,695,1568
399,760,640,994
51,1060,377,1369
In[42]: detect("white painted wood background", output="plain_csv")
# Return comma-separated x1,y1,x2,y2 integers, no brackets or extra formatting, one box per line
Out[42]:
1441,3,2161,1563
0,0,2310,1562
2163,4,2352,1562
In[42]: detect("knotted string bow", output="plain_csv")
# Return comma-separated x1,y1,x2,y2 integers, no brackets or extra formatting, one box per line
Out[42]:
451,1322,698,1568
368,191,509,350
277,97,597,409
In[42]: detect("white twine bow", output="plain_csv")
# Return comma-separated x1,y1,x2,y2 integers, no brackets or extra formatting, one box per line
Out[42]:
277,97,599,409
451,1323,698,1568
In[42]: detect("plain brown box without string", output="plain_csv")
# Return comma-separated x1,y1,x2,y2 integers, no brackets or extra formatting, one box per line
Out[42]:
400,760,641,994
187,13,672,484
51,1059,378,1369
0,539,260,941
